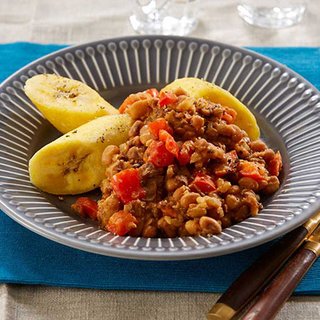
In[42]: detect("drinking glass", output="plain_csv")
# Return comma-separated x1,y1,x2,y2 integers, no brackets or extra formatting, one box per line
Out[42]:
129,0,199,36
237,0,306,28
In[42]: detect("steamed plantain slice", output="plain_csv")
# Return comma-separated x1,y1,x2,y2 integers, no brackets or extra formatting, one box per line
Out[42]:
29,114,132,195
161,77,260,140
24,74,118,133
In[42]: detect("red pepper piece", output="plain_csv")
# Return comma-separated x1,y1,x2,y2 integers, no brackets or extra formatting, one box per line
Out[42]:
148,118,173,137
178,143,194,166
145,140,175,168
107,211,138,236
145,88,159,98
111,168,146,204
239,161,266,181
158,129,179,158
178,149,191,166
159,91,178,107
190,173,216,193
71,197,98,220
119,88,158,113
118,94,139,114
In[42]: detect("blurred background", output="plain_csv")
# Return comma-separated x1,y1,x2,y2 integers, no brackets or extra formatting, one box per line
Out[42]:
0,0,319,46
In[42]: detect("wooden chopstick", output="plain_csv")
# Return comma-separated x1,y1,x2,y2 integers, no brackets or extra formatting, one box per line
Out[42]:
207,211,320,320
242,224,320,320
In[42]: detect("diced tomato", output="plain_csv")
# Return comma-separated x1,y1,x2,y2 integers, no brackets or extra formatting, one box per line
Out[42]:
159,91,178,107
145,88,159,98
159,129,179,157
221,108,237,124
239,161,266,181
71,197,98,220
111,168,146,204
178,149,191,166
118,94,139,113
119,89,159,113
177,142,194,166
145,140,175,167
148,118,173,137
268,151,282,176
190,173,216,193
107,211,138,236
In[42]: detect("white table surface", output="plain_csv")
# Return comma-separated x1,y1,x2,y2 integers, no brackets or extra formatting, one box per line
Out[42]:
1,1,320,319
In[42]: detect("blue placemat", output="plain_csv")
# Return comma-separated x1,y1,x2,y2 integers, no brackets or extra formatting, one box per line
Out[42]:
1,43,320,294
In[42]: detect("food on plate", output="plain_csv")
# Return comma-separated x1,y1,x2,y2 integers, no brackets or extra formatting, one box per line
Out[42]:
29,114,131,195
73,86,282,238
24,74,118,133
162,77,260,140
25,73,282,238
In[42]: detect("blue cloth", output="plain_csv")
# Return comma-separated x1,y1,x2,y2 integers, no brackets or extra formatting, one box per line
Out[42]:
1,43,320,294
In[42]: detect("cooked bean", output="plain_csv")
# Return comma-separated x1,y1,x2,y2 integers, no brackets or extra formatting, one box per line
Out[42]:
129,120,143,137
238,177,259,191
139,125,153,145
164,216,182,228
101,145,119,166
250,140,267,151
197,195,222,209
230,125,245,142
225,194,240,210
180,192,199,208
216,178,232,193
199,216,222,235
191,115,205,131
185,219,201,235
126,98,152,120
263,176,280,194
235,139,251,158
262,149,276,162
129,136,141,147
172,186,188,202
216,123,235,137
187,203,207,218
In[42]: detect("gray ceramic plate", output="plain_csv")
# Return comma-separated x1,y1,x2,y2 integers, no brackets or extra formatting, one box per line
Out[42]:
0,36,320,260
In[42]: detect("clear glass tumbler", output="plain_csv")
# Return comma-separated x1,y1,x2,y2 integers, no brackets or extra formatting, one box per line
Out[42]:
129,0,199,36
237,0,306,28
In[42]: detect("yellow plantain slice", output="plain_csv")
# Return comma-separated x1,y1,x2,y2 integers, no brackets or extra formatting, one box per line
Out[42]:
25,74,118,133
161,77,260,140
29,114,132,195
